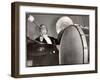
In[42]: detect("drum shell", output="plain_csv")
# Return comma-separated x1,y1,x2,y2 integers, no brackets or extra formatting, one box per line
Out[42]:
27,41,59,67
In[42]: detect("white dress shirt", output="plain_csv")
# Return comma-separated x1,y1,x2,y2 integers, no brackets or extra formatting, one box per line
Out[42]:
42,35,52,44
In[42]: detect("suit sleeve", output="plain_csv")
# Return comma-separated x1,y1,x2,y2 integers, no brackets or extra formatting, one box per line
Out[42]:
49,37,60,45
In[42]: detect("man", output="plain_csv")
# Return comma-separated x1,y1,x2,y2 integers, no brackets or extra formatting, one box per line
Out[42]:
27,24,59,67
35,24,59,45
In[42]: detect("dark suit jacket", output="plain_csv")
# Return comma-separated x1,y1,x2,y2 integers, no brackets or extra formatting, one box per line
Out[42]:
35,36,59,45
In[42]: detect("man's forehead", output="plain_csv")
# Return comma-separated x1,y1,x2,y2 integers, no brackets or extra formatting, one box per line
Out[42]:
41,26,47,29
41,25,46,28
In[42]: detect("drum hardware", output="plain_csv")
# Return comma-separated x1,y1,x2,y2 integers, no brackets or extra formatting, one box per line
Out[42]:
80,34,89,37
74,24,89,29
81,26,89,30
53,50,56,54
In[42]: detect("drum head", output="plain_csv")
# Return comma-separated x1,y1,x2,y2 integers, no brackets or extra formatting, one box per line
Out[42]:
59,25,88,65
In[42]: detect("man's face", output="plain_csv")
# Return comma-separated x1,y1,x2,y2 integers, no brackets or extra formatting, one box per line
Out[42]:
41,25,47,35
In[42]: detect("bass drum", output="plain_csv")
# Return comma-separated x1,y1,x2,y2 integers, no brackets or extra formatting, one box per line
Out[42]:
58,25,89,65
27,39,59,67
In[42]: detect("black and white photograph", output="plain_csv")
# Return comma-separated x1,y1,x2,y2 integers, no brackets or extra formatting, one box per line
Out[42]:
26,13,89,67
11,2,97,78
